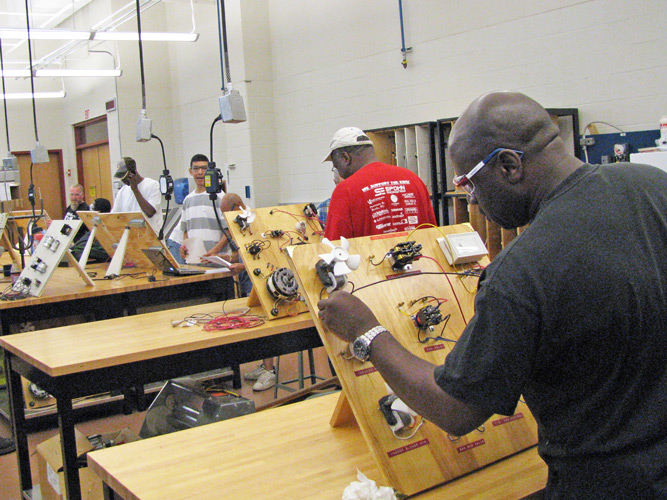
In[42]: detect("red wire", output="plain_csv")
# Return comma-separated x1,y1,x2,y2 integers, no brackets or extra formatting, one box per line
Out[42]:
417,255,468,326
203,314,265,331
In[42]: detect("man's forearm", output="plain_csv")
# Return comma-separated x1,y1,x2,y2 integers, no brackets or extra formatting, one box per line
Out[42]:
131,188,157,218
367,332,491,436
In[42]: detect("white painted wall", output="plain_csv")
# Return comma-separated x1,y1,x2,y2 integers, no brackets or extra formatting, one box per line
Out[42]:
267,0,667,204
1,0,666,210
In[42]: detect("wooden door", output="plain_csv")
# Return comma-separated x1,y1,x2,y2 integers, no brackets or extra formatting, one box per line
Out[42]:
81,143,112,203
16,150,65,220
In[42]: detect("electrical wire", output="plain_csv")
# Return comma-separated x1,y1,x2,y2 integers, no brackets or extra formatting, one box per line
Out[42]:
203,312,265,331
24,0,39,144
418,255,468,326
581,121,625,163
151,133,170,240
0,38,12,153
209,115,222,162
135,0,147,111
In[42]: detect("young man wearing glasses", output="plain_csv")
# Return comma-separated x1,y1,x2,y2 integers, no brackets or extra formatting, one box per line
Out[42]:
318,92,667,499
179,153,230,262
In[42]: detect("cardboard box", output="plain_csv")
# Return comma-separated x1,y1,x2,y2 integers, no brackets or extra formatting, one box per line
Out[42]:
36,428,140,500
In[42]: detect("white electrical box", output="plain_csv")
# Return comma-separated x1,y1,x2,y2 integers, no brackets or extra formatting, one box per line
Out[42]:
437,232,488,266
30,143,49,164
136,110,153,142
219,90,247,123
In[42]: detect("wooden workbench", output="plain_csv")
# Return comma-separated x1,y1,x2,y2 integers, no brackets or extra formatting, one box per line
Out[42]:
88,392,547,499
0,263,234,335
1,297,321,500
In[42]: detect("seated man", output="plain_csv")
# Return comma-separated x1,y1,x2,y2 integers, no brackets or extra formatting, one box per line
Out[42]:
70,198,111,262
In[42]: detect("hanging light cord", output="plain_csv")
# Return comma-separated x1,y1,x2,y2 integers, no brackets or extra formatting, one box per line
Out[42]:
216,0,232,91
24,0,39,142
216,0,226,92
0,38,12,152
135,0,147,110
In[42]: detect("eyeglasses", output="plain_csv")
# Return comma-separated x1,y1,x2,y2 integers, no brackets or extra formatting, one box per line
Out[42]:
453,148,524,196
190,166,208,172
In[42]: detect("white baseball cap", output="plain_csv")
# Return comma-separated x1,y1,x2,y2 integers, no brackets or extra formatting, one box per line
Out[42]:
322,127,373,162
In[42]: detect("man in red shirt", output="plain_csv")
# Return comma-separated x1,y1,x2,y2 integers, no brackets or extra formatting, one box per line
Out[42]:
323,127,436,240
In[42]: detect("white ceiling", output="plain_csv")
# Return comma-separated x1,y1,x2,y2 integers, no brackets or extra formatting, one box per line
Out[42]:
0,0,90,30
0,0,201,70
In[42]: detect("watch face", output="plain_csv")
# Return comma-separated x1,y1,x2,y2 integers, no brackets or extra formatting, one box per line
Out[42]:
352,337,368,361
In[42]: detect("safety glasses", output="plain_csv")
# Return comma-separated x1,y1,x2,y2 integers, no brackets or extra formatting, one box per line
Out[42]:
453,148,524,196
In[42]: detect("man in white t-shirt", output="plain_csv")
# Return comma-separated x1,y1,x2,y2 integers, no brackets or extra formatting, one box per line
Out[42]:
111,157,163,234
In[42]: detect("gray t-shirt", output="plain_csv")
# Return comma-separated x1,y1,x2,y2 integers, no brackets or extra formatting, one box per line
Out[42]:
435,163,667,499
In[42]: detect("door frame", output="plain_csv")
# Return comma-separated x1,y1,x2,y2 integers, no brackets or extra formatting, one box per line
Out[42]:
14,149,66,215
74,115,110,193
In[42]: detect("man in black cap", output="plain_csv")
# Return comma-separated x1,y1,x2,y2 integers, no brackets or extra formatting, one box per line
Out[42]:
111,157,163,234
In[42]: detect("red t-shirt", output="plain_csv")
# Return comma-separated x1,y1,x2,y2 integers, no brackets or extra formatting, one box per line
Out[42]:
324,162,436,240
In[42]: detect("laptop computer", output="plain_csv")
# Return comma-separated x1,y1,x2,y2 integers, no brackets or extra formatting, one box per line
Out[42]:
142,247,206,276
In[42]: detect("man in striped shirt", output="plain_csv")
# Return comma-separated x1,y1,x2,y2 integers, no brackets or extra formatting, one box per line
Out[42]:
179,154,230,262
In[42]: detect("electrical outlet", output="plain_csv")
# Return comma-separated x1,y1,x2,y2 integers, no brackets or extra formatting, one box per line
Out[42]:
437,232,488,266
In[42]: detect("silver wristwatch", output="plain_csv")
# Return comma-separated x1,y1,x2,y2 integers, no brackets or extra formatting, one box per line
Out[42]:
350,325,388,362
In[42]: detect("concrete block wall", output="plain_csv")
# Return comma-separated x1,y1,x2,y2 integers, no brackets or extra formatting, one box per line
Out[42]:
1,0,665,210
266,0,667,204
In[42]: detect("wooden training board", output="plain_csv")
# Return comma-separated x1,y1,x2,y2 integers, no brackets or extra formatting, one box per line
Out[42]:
78,211,179,271
286,225,538,497
223,203,323,319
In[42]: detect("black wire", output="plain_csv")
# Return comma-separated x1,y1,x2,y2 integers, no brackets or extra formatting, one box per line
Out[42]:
24,0,39,142
0,38,12,152
151,133,170,241
211,199,239,252
25,163,38,252
135,0,147,110
220,0,232,86
209,114,222,161
369,254,387,266
215,0,226,92
417,314,455,344
351,271,471,295
151,134,167,170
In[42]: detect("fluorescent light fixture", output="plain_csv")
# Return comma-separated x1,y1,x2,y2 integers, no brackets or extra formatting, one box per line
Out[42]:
0,28,199,42
95,32,199,42
0,69,122,77
0,70,30,77
0,91,66,99
0,28,90,40
37,69,122,77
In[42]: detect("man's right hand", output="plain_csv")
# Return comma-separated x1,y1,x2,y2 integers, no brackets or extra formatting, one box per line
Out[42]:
179,245,188,259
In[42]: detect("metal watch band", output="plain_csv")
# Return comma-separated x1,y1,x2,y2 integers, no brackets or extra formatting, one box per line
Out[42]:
362,325,388,346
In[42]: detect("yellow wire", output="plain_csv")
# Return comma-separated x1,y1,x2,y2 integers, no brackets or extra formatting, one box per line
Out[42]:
405,223,437,240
